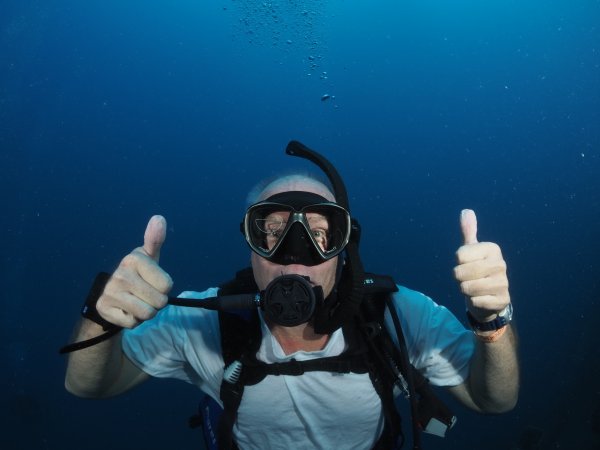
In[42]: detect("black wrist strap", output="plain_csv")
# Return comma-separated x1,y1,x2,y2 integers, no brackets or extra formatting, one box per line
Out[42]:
59,272,122,354
59,327,121,354
81,272,116,330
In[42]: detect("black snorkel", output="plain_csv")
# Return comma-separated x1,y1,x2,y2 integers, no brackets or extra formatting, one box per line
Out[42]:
284,140,366,334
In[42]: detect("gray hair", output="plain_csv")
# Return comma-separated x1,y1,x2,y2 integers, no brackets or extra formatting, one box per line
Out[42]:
246,172,335,206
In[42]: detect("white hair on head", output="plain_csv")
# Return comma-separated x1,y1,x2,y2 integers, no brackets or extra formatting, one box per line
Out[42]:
246,172,335,205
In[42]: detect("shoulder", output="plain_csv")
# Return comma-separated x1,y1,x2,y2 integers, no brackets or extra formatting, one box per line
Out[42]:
177,287,220,300
393,285,436,306
121,287,225,395
388,283,467,333
385,284,475,385
389,285,446,322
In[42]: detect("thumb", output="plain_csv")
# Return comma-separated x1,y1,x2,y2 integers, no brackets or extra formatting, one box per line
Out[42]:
143,215,167,262
460,209,478,245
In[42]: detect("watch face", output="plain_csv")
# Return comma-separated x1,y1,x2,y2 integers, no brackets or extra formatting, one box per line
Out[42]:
499,303,514,321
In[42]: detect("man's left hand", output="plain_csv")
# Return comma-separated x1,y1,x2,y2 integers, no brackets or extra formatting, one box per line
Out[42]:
454,209,511,322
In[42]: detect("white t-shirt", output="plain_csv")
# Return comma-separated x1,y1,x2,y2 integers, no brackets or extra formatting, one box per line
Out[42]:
122,285,474,450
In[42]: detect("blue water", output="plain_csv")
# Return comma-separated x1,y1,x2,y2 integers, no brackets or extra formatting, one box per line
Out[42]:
1,1,599,449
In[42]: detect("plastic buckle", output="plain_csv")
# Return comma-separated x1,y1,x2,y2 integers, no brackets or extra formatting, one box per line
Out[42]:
272,358,305,376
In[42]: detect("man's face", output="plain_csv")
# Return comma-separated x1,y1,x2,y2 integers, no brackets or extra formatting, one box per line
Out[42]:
250,180,339,297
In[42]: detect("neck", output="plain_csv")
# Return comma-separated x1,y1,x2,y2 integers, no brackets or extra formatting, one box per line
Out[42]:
269,322,330,355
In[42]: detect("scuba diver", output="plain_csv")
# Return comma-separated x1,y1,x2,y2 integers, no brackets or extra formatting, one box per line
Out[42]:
63,141,519,449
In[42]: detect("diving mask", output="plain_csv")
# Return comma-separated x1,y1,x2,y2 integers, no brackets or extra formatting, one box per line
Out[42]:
242,191,351,266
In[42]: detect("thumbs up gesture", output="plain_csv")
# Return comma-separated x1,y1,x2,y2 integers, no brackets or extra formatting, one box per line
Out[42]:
454,210,511,323
96,215,173,328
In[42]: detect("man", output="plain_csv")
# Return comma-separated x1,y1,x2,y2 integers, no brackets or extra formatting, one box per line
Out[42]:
64,143,518,449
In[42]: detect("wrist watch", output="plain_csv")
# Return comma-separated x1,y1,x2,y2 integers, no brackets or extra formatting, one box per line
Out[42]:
467,303,513,332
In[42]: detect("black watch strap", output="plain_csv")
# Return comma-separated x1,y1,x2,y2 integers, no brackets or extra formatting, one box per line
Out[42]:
466,309,509,332
81,272,118,331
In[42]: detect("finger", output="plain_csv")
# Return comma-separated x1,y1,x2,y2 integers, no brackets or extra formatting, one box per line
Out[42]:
459,276,509,299
456,242,502,265
143,215,167,262
119,250,173,294
99,292,158,328
460,209,478,245
136,260,173,295
102,268,169,307
454,256,507,282
116,273,169,309
118,291,161,322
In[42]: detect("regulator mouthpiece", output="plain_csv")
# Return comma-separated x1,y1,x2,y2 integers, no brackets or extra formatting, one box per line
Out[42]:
262,274,323,327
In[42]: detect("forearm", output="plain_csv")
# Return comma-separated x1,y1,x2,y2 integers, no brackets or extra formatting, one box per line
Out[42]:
64,319,146,398
467,324,519,413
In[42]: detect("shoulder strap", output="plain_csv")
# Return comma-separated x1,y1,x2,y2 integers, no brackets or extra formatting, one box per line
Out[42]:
358,286,405,449
214,269,261,450
359,273,456,448
216,309,261,450
216,267,262,367
380,288,457,448
218,267,257,296
219,310,260,367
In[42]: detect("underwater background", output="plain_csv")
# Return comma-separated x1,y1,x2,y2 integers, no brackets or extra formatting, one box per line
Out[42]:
1,0,599,449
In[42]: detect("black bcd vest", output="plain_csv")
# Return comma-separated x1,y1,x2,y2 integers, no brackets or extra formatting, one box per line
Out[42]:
191,267,456,450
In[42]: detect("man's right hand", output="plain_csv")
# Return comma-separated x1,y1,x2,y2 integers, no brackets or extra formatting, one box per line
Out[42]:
95,215,173,328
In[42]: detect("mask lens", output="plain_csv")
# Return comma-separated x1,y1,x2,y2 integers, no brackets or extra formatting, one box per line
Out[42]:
244,201,351,262
254,209,291,252
302,204,350,257
246,204,293,256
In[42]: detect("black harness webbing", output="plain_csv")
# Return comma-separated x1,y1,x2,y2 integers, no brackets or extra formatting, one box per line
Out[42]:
244,354,370,378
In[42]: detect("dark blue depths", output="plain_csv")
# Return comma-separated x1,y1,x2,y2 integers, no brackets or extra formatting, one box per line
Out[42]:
1,1,599,449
